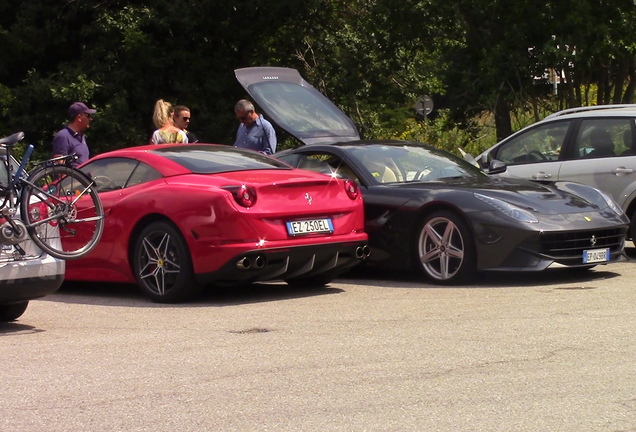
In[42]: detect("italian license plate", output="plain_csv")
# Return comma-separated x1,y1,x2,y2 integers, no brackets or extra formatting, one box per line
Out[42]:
286,218,334,236
582,248,610,263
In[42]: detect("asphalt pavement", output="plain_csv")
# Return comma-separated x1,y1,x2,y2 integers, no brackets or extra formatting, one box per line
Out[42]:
2,250,636,432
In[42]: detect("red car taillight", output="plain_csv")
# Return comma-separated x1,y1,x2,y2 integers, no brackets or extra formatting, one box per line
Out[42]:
28,202,58,226
224,184,257,208
343,179,359,200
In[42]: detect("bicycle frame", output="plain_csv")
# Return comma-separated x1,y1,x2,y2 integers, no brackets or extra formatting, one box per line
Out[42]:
1,141,72,209
0,136,37,254
13,143,34,188
0,132,104,260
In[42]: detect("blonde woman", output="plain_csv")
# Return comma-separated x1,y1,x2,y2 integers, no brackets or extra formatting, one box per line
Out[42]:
150,99,188,144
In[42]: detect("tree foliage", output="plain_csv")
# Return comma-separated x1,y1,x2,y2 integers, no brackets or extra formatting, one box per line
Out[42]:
438,0,636,142
0,0,634,159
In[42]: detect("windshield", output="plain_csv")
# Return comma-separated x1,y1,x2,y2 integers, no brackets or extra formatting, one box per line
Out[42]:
151,145,291,174
247,81,359,142
348,144,487,183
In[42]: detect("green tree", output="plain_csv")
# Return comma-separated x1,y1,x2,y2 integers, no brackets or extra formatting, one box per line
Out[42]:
437,0,636,143
541,0,636,106
0,0,634,159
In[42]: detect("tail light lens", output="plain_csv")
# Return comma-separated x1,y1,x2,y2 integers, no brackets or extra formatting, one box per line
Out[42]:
343,179,359,200
28,202,58,226
224,184,257,208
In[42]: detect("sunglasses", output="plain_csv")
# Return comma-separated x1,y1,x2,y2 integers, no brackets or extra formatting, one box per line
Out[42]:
83,113,93,119
237,110,253,121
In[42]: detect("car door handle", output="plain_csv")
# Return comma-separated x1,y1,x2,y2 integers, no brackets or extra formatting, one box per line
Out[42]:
612,167,633,175
532,172,552,180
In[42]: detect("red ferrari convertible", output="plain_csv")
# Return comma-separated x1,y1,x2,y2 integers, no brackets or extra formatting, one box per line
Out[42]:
64,144,369,302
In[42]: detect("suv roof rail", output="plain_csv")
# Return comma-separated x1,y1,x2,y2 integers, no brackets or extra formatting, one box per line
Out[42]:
545,104,636,119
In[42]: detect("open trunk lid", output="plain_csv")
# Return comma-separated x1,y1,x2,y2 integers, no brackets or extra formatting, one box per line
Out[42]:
235,67,360,145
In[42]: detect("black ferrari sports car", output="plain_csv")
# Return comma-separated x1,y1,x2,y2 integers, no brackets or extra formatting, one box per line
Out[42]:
235,66,630,284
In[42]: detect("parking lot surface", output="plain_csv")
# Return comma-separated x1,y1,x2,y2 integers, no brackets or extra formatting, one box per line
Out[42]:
2,252,636,432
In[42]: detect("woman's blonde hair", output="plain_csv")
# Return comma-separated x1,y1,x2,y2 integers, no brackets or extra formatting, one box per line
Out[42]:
153,99,174,129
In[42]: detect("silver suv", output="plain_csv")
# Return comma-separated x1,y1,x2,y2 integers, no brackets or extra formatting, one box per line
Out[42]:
477,105,636,240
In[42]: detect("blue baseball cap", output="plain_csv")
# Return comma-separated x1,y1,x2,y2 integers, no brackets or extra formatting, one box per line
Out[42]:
69,102,97,119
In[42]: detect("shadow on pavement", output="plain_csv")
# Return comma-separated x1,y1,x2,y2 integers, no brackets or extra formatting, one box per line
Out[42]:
0,321,44,335
338,256,631,289
38,280,343,308
37,245,636,305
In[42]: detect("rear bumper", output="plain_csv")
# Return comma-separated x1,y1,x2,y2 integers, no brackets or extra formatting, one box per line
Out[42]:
0,274,65,303
196,240,370,285
0,256,65,303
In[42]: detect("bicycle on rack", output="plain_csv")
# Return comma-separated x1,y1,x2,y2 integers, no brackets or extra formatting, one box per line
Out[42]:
0,131,104,260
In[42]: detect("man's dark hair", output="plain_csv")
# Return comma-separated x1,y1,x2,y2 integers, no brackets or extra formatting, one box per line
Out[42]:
174,105,190,117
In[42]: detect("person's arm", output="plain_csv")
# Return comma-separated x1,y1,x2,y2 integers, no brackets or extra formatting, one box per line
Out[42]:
51,133,70,158
262,123,277,155
150,130,160,144
233,125,244,147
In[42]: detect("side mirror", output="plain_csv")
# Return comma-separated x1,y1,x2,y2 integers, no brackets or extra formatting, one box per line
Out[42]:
471,153,492,169
487,159,507,175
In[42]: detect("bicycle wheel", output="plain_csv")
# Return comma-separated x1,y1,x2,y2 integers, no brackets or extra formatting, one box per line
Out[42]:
19,165,104,260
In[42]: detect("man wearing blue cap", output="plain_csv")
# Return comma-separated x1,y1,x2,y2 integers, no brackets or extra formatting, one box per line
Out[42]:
52,102,96,167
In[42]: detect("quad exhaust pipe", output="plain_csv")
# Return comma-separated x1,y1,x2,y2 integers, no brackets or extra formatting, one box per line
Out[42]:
236,254,265,270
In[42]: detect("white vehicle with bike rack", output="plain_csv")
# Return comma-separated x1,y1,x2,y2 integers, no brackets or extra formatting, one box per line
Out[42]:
0,131,105,321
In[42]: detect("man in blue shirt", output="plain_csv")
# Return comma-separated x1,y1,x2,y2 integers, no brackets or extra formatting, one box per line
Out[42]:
233,99,277,155
52,102,96,166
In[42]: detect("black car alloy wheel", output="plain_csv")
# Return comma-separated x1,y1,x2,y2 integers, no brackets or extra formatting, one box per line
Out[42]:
415,210,476,284
133,221,197,303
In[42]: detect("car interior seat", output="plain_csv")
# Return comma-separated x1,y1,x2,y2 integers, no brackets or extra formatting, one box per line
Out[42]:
334,164,360,184
380,166,398,183
300,158,328,171
364,157,399,183
586,128,615,158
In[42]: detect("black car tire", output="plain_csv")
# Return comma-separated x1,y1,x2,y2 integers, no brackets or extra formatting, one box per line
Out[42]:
414,210,476,284
0,301,29,321
630,209,636,242
132,221,198,303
